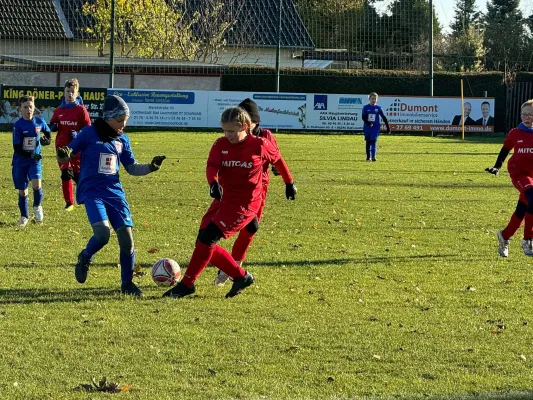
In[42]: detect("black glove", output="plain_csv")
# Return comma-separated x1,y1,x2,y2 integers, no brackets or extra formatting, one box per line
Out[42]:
485,167,499,176
31,153,42,161
69,130,78,140
271,165,280,176
40,136,51,146
286,182,297,200
386,126,391,133
50,123,58,132
210,181,222,200
149,155,166,171
57,146,72,160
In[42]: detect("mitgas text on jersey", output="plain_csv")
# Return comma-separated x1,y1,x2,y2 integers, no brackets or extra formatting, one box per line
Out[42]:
221,160,253,168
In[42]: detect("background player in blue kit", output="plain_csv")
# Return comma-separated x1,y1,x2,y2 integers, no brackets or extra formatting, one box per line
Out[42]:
12,95,51,227
362,92,390,161
57,95,166,296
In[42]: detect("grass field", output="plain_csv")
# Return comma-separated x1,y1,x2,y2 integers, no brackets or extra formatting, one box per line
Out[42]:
0,131,532,399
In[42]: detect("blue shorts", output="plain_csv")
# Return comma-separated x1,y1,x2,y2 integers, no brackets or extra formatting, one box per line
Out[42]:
84,197,133,230
12,160,42,190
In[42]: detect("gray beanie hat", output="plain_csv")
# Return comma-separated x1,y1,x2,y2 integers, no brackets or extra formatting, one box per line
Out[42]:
103,95,130,120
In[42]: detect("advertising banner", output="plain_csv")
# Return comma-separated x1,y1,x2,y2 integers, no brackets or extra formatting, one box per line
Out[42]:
108,88,209,127
378,96,496,133
305,94,365,130
0,85,105,124
207,91,307,129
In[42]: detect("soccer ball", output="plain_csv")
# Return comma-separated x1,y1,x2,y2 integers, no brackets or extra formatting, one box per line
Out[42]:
151,258,181,287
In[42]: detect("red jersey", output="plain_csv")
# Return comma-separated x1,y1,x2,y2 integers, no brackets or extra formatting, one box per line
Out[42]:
206,134,281,211
503,127,533,177
50,104,91,148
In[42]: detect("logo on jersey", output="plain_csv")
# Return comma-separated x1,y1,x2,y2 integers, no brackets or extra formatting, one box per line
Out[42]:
517,148,533,153
222,150,228,154
314,95,328,110
35,126,41,134
60,121,78,126
114,141,123,153
221,160,253,168
98,153,117,174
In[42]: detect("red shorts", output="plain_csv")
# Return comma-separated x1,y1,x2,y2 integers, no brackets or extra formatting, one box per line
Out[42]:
511,174,533,203
57,152,81,174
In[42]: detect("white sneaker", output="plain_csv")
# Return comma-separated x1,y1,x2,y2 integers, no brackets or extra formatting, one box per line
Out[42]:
17,216,29,227
213,270,230,286
497,230,509,257
521,239,533,256
33,206,43,222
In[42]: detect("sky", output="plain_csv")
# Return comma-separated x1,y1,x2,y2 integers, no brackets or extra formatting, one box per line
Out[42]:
375,0,533,34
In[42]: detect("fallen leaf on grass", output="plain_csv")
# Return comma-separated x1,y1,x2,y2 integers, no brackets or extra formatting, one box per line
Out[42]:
373,354,381,360
147,247,158,254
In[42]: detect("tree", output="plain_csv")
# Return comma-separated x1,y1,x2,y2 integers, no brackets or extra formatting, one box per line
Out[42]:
483,0,525,71
450,0,481,36
444,26,485,71
82,0,240,62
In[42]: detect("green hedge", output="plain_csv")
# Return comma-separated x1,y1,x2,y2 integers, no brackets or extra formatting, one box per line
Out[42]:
220,67,516,132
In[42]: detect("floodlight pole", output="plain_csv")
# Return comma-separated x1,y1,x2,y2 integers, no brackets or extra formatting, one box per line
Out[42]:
275,0,282,92
109,0,116,88
429,0,434,96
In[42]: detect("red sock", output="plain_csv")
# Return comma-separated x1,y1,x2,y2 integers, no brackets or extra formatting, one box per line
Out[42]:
211,245,246,279
61,179,74,205
181,242,215,287
502,214,523,240
524,213,533,240
231,229,255,263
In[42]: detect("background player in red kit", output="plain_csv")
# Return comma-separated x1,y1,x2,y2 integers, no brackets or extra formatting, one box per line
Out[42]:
213,98,296,286
50,78,91,210
486,99,533,257
164,106,292,299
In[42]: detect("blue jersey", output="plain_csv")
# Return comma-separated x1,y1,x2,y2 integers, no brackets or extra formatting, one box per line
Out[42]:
12,117,50,164
362,104,385,140
68,125,136,204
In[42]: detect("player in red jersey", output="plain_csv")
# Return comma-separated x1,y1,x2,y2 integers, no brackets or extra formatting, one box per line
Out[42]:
163,106,292,298
486,99,533,257
49,78,91,211
212,98,296,286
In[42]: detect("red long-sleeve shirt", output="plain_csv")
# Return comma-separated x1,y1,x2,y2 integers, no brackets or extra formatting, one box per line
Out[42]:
206,134,286,211
50,103,91,148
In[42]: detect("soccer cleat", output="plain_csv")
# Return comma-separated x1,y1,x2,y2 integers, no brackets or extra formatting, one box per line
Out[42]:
225,272,254,298
121,282,144,297
75,251,91,283
33,206,43,222
372,158,377,162
497,230,510,257
17,216,29,227
213,270,230,286
64,203,75,212
162,281,196,298
521,239,533,256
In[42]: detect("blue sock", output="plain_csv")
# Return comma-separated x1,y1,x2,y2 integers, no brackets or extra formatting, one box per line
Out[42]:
371,142,377,159
18,195,29,218
33,187,43,207
120,250,135,285
84,236,106,259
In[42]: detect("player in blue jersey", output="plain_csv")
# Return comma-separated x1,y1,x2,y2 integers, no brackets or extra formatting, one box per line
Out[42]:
12,95,51,227
362,92,390,161
57,95,166,297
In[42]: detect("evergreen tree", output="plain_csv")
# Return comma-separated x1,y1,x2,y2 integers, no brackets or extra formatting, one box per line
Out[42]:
483,0,525,70
450,0,479,36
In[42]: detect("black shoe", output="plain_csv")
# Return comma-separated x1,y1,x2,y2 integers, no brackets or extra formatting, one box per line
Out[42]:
225,272,254,298
372,158,377,162
162,281,196,298
75,251,91,283
121,282,144,297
